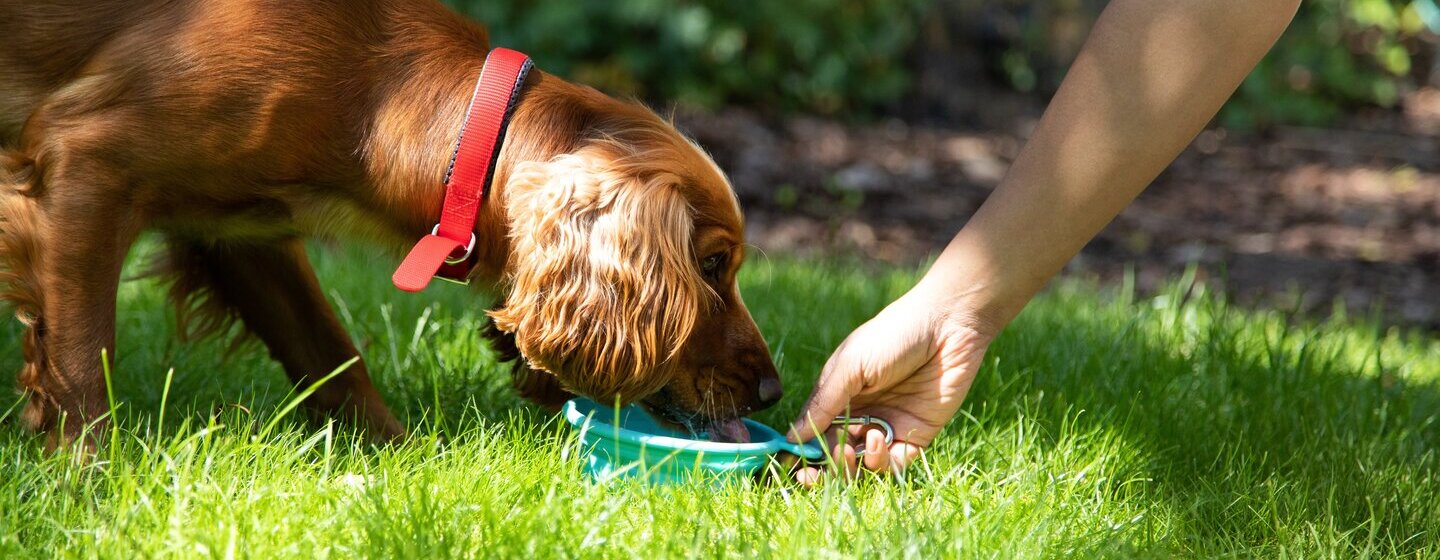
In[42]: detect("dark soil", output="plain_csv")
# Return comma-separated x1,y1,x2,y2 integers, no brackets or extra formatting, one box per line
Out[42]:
676,90,1440,330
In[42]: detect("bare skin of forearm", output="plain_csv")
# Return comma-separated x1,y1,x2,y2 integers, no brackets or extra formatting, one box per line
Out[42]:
918,0,1301,331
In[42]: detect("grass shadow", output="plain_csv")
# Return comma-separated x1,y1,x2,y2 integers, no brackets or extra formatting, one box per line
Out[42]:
0,241,1436,555
742,257,1440,555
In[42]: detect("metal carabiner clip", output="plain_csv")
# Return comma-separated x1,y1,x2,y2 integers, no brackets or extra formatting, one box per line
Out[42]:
831,415,894,457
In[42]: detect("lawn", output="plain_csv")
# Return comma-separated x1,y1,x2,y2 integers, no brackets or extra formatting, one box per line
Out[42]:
1,241,1437,558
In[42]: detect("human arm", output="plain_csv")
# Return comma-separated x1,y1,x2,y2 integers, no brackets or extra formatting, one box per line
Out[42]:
789,0,1303,480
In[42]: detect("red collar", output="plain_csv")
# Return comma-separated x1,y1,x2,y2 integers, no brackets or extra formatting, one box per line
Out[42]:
392,48,533,292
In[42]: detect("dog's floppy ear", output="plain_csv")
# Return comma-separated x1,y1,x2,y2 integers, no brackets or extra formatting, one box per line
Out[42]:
490,145,704,403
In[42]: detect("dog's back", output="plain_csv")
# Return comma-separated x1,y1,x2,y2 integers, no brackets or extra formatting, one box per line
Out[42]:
0,0,491,181
0,1,164,142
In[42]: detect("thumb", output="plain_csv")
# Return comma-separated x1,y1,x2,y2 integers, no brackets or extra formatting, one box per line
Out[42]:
788,351,863,443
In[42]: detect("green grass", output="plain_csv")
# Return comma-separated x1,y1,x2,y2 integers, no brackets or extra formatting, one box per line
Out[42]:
1,242,1438,558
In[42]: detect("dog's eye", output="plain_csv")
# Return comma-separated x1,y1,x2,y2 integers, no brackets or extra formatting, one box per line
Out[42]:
701,253,726,277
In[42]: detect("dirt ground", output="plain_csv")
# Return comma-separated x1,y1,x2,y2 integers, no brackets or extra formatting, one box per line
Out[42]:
677,89,1440,330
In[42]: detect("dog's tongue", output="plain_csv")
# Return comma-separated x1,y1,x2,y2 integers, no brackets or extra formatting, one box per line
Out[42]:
709,418,751,443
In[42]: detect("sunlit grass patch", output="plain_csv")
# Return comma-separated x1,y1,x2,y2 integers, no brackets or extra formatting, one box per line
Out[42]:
0,243,1436,558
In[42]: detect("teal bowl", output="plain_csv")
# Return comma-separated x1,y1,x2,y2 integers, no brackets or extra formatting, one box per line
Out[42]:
563,398,823,484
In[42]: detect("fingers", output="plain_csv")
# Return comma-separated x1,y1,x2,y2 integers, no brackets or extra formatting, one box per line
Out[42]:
787,350,863,443
795,465,824,487
862,427,890,472
794,443,920,487
889,440,924,471
794,426,857,488
794,423,921,487
795,443,858,488
834,438,859,480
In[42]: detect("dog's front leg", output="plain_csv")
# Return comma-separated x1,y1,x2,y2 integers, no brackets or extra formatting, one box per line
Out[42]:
15,163,141,453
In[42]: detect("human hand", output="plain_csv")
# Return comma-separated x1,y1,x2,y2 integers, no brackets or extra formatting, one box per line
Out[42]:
787,286,994,485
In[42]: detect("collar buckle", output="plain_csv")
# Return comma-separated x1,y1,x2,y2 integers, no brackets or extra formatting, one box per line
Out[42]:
432,224,476,265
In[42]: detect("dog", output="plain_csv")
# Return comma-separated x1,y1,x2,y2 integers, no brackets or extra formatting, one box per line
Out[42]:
0,0,781,450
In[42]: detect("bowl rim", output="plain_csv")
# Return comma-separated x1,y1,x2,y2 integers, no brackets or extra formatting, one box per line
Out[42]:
563,398,819,458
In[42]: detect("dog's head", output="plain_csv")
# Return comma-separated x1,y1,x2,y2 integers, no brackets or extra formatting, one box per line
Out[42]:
489,82,777,441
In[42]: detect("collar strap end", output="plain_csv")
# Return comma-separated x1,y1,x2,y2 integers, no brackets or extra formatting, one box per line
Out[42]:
393,234,471,292
393,47,532,292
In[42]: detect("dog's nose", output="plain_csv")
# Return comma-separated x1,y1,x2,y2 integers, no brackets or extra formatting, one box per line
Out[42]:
756,377,783,410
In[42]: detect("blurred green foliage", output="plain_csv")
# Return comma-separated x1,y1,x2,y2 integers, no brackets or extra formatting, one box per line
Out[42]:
974,0,1440,129
1218,0,1436,129
448,0,1440,129
447,0,927,114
